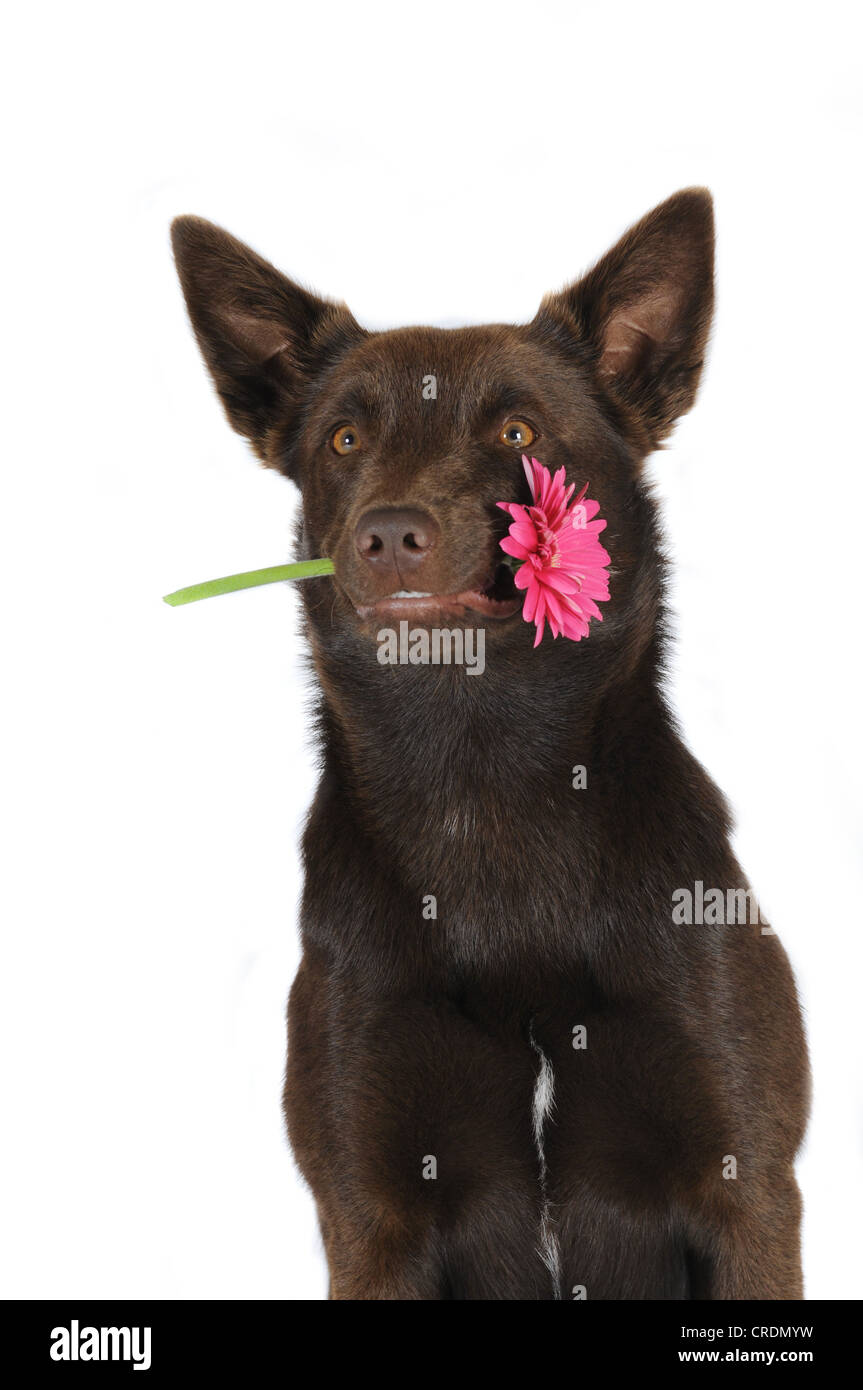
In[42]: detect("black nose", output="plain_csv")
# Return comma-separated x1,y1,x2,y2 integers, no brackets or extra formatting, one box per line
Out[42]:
354,507,440,573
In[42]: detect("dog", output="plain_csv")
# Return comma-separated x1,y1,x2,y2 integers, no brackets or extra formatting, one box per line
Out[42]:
172,189,810,1299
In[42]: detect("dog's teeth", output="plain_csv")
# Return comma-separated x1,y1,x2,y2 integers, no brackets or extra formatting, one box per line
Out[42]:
390,591,432,599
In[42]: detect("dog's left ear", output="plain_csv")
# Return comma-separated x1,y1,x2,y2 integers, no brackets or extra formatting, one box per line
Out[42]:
536,188,714,445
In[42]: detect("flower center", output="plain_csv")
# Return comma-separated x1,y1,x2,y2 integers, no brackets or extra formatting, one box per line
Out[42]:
528,506,559,566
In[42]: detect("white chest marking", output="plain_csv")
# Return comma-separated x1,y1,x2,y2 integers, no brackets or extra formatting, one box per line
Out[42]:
529,1025,562,1298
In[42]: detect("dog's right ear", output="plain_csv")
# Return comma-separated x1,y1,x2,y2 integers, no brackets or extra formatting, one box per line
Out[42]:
171,217,363,465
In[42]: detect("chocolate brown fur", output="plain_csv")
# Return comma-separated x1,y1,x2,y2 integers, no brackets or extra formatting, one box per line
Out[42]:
172,189,809,1299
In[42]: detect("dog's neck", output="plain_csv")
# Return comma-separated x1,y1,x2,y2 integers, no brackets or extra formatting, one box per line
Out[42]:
309,628,670,875
301,622,688,988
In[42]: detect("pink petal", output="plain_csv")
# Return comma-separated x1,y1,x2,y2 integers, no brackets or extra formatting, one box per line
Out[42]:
500,536,531,561
522,582,540,624
507,519,539,550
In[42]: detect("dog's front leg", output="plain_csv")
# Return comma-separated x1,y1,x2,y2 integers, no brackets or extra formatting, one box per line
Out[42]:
285,949,549,1299
285,954,448,1299
689,1169,805,1300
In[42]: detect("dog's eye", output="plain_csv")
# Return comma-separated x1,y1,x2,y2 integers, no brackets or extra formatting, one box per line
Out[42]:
332,425,362,456
498,419,537,448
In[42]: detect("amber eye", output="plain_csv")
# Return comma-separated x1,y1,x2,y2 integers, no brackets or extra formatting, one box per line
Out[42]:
498,418,537,448
332,424,362,456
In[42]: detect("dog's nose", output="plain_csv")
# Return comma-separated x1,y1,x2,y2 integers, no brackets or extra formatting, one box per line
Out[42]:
354,508,440,573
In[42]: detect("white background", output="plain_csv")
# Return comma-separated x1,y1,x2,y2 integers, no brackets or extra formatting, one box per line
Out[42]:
2,1,861,1299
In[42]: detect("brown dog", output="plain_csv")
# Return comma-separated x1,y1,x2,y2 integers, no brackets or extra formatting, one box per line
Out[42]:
172,189,809,1299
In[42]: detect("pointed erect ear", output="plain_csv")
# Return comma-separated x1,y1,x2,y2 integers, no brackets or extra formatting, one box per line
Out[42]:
535,189,715,445
171,217,363,464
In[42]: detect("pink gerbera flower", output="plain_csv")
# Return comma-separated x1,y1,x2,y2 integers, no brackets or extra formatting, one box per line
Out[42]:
497,455,611,647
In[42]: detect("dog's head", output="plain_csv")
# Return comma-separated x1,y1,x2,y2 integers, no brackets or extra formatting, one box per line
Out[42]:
172,191,713,676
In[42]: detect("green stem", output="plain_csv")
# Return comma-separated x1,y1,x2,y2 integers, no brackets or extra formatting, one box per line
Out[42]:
163,558,335,607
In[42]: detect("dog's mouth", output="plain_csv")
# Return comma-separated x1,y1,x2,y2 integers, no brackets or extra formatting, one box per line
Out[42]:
353,562,521,622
